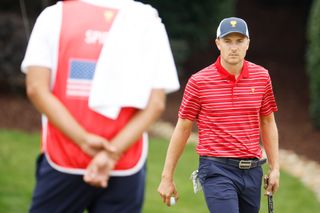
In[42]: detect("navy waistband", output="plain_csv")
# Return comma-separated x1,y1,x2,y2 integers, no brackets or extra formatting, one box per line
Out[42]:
200,156,267,169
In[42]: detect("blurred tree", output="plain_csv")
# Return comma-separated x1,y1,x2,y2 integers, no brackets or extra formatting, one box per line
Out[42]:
307,0,320,129
140,0,235,78
257,0,311,6
0,0,57,94
0,0,236,93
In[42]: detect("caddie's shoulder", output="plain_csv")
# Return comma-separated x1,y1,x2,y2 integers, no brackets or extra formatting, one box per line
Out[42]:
129,1,159,18
36,1,61,23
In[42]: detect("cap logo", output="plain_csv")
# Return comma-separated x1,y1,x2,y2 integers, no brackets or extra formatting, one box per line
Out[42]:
230,20,237,27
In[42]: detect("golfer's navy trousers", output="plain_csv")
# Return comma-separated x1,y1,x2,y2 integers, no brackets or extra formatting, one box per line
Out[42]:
198,157,263,213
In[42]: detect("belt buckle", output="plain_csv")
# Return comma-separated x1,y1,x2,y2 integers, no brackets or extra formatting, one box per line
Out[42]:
239,160,252,169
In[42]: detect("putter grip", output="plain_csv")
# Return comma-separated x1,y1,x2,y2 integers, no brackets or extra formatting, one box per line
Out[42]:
268,195,274,213
264,176,274,213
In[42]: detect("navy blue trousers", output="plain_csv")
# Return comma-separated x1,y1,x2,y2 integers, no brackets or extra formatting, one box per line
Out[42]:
29,154,146,213
198,157,263,213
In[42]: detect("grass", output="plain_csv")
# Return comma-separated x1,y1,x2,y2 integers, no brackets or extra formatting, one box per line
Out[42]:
0,130,320,212
0,130,38,212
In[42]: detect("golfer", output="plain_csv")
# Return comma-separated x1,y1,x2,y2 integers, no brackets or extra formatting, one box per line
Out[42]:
158,17,279,213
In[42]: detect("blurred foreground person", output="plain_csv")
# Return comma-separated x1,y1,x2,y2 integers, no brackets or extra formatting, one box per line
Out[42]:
21,0,179,212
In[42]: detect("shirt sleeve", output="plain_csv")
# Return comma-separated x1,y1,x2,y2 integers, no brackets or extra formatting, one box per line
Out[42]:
260,75,278,116
178,76,201,121
21,4,61,73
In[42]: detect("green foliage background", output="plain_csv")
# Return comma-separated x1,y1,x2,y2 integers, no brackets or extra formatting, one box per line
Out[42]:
139,0,235,74
307,0,320,129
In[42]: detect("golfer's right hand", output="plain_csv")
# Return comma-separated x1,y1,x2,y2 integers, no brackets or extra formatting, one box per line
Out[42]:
157,177,179,206
79,133,117,157
264,169,280,195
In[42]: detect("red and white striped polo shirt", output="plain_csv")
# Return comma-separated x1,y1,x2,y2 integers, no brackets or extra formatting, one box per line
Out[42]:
179,56,278,159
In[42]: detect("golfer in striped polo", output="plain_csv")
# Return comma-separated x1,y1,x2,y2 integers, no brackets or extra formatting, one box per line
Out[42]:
158,17,279,213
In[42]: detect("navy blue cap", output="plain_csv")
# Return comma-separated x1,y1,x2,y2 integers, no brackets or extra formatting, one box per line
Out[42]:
216,17,249,38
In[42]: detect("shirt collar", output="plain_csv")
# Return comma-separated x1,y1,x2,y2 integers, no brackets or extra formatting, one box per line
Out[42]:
214,56,249,80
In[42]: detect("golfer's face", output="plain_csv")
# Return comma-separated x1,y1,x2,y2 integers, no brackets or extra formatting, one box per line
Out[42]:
216,33,249,66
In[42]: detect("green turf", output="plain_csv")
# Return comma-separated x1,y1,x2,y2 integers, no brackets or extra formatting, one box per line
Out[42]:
0,130,38,212
0,130,319,212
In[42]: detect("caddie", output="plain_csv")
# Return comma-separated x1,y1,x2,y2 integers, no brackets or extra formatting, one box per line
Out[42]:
21,0,180,212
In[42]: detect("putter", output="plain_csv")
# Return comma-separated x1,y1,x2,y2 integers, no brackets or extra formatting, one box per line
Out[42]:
267,193,274,213
264,176,274,213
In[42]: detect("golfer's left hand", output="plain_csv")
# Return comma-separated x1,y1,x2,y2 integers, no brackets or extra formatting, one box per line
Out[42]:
83,151,117,188
265,169,280,195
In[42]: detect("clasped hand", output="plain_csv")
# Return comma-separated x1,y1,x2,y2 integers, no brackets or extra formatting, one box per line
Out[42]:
79,133,119,188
